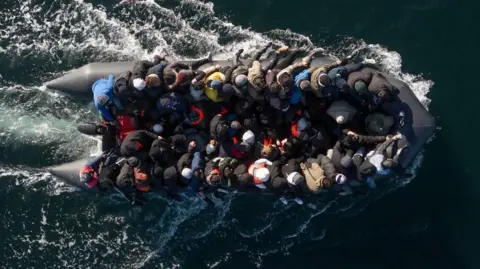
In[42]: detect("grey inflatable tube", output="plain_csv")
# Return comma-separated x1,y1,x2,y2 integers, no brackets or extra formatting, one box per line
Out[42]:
46,56,436,192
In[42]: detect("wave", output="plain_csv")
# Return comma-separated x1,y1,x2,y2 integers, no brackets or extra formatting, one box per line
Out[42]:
0,0,435,268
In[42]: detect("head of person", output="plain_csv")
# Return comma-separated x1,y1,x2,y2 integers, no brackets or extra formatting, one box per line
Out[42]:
354,81,368,95
252,76,266,90
243,118,254,130
377,90,392,103
253,167,270,182
234,74,248,88
206,141,218,155
207,170,222,186
210,80,223,92
317,73,330,88
79,168,97,186
96,94,111,107
297,117,309,132
269,82,282,94
299,80,312,91
287,172,305,186
261,145,273,158
321,176,335,189
152,123,163,134
216,124,229,141
164,69,177,85
242,130,255,145
230,120,242,131
335,174,347,185
238,173,254,186
221,84,234,101
133,78,146,91
278,73,293,88
340,156,353,169
181,168,193,181
145,74,162,88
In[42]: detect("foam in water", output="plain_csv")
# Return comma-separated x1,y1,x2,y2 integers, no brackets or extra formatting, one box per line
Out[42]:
0,0,435,268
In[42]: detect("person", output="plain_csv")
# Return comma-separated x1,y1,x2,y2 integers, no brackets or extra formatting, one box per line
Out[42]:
365,112,395,135
247,158,273,189
358,133,403,187
92,74,124,122
152,92,188,123
281,158,306,204
299,158,331,194
79,153,108,189
255,131,281,161
120,130,161,160
246,43,274,104
315,153,347,188
163,53,212,93
209,113,229,142
348,70,399,108
327,62,365,94
297,58,350,100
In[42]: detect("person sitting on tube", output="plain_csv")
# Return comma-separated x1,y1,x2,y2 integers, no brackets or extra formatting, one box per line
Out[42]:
92,74,124,123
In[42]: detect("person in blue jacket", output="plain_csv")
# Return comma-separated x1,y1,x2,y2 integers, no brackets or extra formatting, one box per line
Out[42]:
92,74,124,122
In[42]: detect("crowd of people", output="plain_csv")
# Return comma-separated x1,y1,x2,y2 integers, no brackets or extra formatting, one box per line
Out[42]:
79,43,409,205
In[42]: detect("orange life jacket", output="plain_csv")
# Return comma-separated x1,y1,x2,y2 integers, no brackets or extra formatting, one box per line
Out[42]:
263,136,273,147
117,115,137,141
79,166,98,188
134,167,150,192
291,122,300,138
248,163,267,185
190,105,205,126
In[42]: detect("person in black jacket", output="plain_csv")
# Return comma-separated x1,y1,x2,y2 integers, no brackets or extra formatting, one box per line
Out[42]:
209,114,229,143
120,130,160,160
273,158,306,205
316,153,347,187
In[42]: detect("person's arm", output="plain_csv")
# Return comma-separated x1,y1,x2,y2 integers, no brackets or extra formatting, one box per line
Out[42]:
166,62,190,70
356,134,387,145
277,62,305,80
202,65,219,80
85,154,107,171
254,158,273,166
224,65,238,83
374,138,395,154
107,74,114,89
144,131,161,140
345,63,365,74
97,105,114,122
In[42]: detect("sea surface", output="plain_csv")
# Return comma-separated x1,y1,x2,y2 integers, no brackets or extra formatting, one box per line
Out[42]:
0,0,478,268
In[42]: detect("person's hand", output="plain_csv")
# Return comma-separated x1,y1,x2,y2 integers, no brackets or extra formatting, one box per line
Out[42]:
209,140,217,146
392,133,403,140
276,46,289,53
215,64,221,70
158,136,163,140
191,78,197,84
276,140,282,147
336,60,342,65
347,131,358,137
189,141,197,148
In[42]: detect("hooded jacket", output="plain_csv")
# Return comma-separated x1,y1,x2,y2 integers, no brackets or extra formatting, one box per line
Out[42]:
93,74,122,122
120,130,159,158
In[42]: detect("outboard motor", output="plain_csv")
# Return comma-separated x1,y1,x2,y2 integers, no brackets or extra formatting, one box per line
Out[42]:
77,122,106,136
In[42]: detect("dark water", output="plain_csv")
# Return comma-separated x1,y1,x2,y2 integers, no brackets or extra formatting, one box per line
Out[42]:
0,0,478,268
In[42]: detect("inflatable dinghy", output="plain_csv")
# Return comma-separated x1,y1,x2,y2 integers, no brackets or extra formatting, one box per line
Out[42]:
46,56,436,192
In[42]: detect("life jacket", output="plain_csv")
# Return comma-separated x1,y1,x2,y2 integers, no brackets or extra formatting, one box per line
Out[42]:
263,136,273,147
203,72,225,102
248,163,268,188
291,122,300,138
79,166,98,188
117,115,137,141
189,105,205,126
133,167,150,192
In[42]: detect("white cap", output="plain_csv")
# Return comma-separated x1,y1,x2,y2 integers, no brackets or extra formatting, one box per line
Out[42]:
336,115,345,124
297,117,308,131
235,74,248,86
242,130,255,145
287,172,305,186
335,174,347,184
254,167,270,182
152,124,163,134
206,143,217,155
181,168,193,180
133,78,146,91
